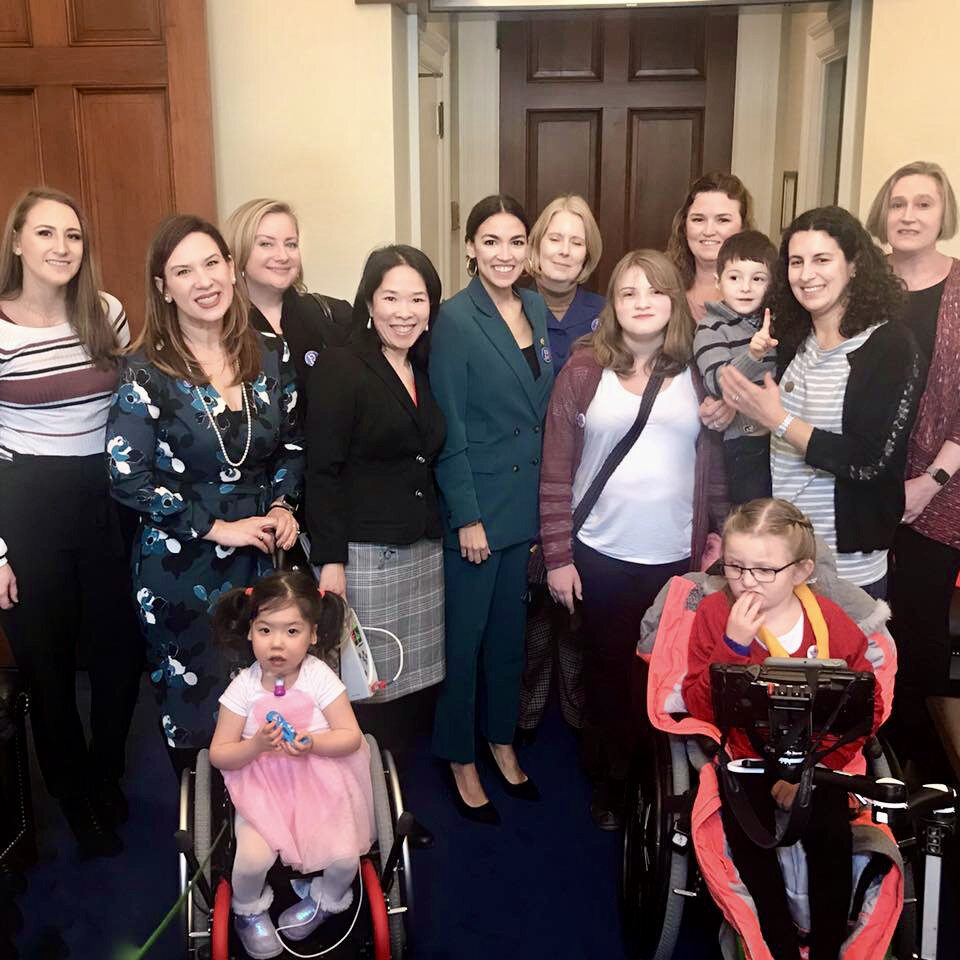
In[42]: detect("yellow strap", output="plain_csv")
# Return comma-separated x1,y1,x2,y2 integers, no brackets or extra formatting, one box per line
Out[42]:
756,583,829,659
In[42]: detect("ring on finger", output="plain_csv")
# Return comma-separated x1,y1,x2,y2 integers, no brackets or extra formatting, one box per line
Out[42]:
732,394,741,402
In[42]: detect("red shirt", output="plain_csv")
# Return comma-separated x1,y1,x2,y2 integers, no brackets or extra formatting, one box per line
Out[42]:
681,589,882,768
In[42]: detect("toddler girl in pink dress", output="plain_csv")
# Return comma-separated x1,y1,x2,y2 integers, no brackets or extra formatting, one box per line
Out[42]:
210,570,375,959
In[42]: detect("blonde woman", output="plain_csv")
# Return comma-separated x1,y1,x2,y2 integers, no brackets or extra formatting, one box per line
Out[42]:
0,188,139,858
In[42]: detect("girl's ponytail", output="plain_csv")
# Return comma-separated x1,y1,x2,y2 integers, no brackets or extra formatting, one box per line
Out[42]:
314,590,346,657
212,586,256,647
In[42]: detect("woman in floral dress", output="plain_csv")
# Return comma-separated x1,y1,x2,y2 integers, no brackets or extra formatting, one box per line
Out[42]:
107,215,302,770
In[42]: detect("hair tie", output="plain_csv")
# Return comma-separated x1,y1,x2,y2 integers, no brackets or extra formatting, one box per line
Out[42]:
317,587,326,598
244,586,254,596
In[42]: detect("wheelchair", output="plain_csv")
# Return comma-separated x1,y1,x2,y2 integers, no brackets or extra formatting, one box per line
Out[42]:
620,574,958,960
176,734,413,959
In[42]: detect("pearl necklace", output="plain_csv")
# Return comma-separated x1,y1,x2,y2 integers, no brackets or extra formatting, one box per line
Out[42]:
195,383,252,468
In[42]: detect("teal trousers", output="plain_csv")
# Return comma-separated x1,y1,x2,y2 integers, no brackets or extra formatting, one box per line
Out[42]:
432,541,530,763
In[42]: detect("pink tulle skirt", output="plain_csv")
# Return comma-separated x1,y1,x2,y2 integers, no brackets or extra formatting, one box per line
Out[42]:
223,691,375,874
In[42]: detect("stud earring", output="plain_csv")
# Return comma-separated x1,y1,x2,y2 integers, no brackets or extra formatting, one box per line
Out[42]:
367,315,372,330
425,320,429,331
164,295,172,304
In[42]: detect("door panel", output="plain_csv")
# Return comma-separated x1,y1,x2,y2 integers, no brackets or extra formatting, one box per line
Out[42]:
501,10,737,291
0,0,215,333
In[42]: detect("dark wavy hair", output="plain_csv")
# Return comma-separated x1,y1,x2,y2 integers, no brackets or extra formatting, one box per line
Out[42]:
213,569,345,662
770,206,907,364
350,244,442,368
464,194,530,277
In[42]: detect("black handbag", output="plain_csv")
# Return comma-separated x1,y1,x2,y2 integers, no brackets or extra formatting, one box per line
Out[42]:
529,371,664,585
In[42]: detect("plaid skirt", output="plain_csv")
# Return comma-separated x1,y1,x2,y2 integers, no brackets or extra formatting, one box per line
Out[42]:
346,538,445,703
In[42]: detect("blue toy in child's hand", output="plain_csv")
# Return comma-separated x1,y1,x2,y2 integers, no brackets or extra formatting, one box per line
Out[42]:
265,710,297,743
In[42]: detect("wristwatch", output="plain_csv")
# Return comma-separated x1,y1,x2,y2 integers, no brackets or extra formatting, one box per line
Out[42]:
773,414,794,439
925,467,952,486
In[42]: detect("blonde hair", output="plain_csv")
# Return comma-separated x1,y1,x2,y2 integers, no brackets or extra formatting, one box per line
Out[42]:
0,188,118,366
526,194,603,285
722,498,817,564
222,198,306,296
865,160,958,244
135,215,260,386
583,249,692,377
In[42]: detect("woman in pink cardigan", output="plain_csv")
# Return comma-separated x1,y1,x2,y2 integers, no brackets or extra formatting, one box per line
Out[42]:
539,249,725,828
867,161,960,783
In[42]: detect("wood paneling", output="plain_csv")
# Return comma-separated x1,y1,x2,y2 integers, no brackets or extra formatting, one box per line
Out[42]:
0,46,166,84
526,111,600,217
0,91,42,202
528,18,602,82
626,110,702,252
0,0,31,45
78,88,174,323
628,14,705,80
68,0,162,45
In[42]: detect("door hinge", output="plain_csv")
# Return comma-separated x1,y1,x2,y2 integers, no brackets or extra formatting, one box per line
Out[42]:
437,101,444,140
450,200,460,232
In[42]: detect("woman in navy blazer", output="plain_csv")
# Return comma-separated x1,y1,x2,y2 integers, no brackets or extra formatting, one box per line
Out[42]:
429,195,554,823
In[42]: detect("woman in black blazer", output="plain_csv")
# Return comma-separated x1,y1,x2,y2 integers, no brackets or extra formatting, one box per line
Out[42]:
305,245,446,754
223,198,353,390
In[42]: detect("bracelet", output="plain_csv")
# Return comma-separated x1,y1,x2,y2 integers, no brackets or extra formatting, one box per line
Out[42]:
270,500,296,514
773,413,794,439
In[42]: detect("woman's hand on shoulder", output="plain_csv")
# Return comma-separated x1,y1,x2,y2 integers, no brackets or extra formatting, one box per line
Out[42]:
547,563,582,614
203,517,276,554
318,563,347,599
0,563,18,610
458,521,490,564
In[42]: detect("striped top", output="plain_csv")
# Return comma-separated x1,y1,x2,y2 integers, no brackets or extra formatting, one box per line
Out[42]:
771,325,888,587
0,292,128,460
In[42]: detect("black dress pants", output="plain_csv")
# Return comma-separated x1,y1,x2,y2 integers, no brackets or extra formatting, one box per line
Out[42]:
574,540,689,784
0,454,142,800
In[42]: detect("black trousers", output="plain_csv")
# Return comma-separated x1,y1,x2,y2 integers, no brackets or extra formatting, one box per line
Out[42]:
723,434,772,506
719,773,853,960
575,540,689,783
887,523,960,780
0,454,142,800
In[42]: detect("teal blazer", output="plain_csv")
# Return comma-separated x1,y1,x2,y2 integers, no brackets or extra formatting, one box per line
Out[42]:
429,276,555,551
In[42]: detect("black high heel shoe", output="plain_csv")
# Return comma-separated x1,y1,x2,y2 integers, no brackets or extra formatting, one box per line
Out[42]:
445,766,500,826
484,742,541,801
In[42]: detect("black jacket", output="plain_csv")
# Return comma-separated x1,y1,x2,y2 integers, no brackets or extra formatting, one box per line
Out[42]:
305,343,446,564
249,289,354,389
779,320,923,555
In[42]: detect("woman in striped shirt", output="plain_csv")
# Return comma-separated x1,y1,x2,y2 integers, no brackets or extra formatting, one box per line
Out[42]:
717,206,922,597
0,188,140,858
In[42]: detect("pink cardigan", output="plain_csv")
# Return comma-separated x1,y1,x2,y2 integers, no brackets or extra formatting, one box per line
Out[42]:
539,347,727,570
906,258,960,549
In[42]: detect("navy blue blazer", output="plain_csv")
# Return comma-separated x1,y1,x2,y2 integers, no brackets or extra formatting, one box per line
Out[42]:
545,285,606,371
429,276,555,551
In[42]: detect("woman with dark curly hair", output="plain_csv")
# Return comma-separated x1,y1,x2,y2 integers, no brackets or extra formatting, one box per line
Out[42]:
717,206,922,597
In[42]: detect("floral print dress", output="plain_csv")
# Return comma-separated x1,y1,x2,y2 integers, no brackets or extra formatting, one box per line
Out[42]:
106,333,303,749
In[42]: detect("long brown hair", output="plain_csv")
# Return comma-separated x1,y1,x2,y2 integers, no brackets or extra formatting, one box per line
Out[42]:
134,215,260,385
0,187,119,366
665,172,755,288
584,249,693,377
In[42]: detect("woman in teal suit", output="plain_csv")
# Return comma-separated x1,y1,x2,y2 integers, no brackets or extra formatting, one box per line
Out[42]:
429,195,554,823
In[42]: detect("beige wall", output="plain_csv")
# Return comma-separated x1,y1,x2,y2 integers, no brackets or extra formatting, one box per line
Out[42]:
859,0,960,256
205,0,410,301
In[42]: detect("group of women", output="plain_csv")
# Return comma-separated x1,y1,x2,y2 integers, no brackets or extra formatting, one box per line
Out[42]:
0,157,957,857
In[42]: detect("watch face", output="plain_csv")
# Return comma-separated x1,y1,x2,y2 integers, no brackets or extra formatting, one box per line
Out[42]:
933,468,951,485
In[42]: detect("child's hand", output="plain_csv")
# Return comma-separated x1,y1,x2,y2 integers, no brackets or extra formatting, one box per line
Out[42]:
252,719,284,755
771,779,800,810
748,309,778,360
280,733,314,758
725,592,765,647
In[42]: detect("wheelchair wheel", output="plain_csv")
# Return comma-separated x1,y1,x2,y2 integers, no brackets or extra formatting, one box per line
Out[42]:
366,735,405,958
622,732,689,960
383,748,413,950
193,749,213,938
179,766,199,954
361,858,390,960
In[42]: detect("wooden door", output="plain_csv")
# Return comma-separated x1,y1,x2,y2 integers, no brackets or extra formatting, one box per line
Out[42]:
500,10,737,292
0,0,216,333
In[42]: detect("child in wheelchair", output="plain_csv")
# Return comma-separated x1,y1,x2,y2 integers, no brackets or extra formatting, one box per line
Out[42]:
209,569,376,959
681,498,883,960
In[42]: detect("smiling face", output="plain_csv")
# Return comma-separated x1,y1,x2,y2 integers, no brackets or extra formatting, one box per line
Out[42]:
685,191,743,269
160,231,236,326
787,229,856,325
369,264,430,353
249,600,317,681
243,211,301,295
717,258,770,316
13,198,84,291
614,265,673,347
467,212,528,290
536,209,588,291
886,173,944,255
723,531,811,615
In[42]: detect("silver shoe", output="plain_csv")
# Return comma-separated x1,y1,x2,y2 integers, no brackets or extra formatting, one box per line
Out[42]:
276,895,329,941
233,910,283,959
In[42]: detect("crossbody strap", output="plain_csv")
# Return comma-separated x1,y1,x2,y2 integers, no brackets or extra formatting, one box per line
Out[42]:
571,371,664,536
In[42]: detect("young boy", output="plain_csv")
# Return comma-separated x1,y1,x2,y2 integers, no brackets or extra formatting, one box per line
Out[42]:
693,230,778,504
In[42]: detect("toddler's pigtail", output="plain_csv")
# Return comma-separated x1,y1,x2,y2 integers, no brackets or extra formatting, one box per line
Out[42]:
314,591,347,657
212,586,256,647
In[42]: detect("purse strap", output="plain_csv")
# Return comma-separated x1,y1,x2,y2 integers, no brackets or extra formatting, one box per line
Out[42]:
571,371,664,536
